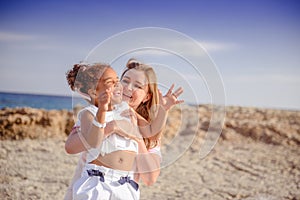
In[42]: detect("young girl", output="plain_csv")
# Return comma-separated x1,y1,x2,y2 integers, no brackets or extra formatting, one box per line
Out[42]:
66,63,146,199
64,59,184,199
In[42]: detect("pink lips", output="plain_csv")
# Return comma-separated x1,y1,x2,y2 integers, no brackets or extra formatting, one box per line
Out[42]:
113,91,121,96
123,93,132,99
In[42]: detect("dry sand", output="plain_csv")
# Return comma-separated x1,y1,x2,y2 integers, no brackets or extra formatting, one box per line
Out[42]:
0,105,299,200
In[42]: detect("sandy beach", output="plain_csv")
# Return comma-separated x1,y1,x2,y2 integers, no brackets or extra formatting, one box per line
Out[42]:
0,105,299,200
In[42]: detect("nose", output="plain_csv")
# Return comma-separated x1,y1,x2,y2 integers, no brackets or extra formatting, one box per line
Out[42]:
115,82,121,88
126,83,133,91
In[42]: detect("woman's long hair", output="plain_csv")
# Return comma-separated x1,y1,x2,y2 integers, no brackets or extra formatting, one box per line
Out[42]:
121,58,161,149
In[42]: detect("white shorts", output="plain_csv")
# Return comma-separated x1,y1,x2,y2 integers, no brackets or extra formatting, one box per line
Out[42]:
73,164,140,200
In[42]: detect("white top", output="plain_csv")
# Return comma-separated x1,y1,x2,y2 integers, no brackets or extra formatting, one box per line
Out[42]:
77,102,138,163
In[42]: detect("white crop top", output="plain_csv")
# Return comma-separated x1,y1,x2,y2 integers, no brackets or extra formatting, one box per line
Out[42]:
77,102,138,163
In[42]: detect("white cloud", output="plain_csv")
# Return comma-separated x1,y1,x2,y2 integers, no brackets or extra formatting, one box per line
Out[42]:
127,40,238,58
199,41,238,52
229,73,300,84
165,39,238,56
86,28,239,63
0,31,36,42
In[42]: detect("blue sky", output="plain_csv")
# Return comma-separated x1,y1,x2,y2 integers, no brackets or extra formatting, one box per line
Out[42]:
0,0,299,109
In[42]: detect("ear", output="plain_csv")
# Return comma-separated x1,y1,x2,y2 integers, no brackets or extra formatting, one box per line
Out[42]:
143,93,151,103
87,89,97,99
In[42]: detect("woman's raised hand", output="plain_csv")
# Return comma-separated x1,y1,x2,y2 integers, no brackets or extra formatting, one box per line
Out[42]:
160,84,184,111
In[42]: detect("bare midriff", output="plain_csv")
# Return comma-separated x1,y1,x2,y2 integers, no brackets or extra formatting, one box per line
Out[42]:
89,150,136,171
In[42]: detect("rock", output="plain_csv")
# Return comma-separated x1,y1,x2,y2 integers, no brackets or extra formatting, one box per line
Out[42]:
164,105,300,148
0,107,74,140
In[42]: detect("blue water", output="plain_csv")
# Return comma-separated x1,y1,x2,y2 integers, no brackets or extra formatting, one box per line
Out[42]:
0,92,82,110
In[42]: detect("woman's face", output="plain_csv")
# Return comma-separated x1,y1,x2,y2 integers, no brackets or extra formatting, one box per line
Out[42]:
121,69,149,110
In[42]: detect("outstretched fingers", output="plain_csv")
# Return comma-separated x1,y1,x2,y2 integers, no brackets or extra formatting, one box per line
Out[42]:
175,99,184,104
166,84,175,96
173,87,184,98
158,89,163,101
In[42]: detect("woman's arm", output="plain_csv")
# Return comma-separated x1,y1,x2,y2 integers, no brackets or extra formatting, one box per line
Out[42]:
136,103,167,139
65,126,86,154
138,84,184,139
135,139,161,186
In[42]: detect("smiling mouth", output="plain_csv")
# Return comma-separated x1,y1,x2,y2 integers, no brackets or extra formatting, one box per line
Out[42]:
113,91,121,96
123,94,132,99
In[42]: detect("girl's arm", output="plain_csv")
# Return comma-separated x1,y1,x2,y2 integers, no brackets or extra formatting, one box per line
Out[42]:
82,88,110,148
65,121,120,154
79,88,110,148
65,89,110,153
79,108,106,148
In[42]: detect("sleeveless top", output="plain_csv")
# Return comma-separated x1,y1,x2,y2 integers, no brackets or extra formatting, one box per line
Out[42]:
77,102,138,163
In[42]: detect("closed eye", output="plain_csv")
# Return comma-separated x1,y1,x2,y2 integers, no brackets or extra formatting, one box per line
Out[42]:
134,84,143,89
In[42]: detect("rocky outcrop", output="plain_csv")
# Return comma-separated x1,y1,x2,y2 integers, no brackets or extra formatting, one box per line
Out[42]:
1,105,299,148
0,107,74,140
163,105,300,147
223,106,300,146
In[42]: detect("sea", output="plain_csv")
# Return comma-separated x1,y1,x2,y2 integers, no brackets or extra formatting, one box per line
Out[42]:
0,92,86,110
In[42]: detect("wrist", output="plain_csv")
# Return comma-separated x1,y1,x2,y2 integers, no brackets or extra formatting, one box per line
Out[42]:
96,107,106,118
97,107,107,112
135,136,144,143
92,118,106,128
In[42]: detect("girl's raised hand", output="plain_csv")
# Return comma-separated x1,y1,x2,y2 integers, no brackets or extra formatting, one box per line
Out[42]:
97,88,112,111
160,84,184,111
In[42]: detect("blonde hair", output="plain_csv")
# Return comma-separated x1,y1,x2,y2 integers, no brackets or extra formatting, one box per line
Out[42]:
121,58,160,149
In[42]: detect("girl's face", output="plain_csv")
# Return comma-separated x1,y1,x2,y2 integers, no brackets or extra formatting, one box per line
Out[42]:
121,69,149,110
96,67,119,96
110,81,123,105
